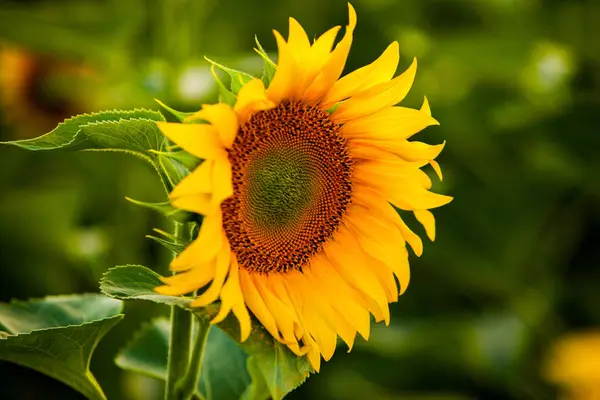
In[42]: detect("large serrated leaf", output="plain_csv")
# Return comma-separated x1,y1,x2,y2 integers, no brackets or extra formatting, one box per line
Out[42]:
100,265,312,399
79,118,165,156
0,294,124,400
0,109,164,151
116,318,257,400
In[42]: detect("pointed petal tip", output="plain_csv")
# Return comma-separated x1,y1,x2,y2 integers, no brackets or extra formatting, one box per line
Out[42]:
347,3,357,28
409,57,418,71
154,284,181,296
239,323,251,342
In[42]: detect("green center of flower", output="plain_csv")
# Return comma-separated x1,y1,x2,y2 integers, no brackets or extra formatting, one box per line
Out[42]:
246,149,316,230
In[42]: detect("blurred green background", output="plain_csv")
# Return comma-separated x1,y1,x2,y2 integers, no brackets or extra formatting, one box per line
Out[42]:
1,0,598,399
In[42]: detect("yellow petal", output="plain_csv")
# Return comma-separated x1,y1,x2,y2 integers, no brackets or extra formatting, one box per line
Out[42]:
234,78,275,124
239,269,286,342
351,185,424,255
341,106,438,141
171,211,224,271
170,193,214,216
351,140,445,163
190,242,231,307
300,259,357,351
325,229,390,325
156,260,215,296
353,159,431,192
367,254,398,303
287,17,311,60
322,41,399,108
210,256,252,342
294,25,342,96
420,96,432,116
211,155,233,206
185,103,238,148
307,255,371,340
254,274,299,345
302,3,357,104
287,271,338,361
169,161,213,199
157,122,224,160
354,163,453,211
346,218,411,295
414,209,436,241
332,57,417,123
267,30,299,104
429,159,443,181
305,338,322,373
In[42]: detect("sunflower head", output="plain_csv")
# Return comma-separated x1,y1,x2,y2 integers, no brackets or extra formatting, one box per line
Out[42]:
546,331,600,400
155,3,451,372
0,45,90,139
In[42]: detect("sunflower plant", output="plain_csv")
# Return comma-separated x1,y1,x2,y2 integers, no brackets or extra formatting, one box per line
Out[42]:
0,4,451,400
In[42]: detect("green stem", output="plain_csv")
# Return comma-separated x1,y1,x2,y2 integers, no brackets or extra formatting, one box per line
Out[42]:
165,223,193,400
177,317,210,400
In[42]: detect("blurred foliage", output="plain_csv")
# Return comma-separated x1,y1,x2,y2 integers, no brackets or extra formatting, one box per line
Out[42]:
0,0,599,399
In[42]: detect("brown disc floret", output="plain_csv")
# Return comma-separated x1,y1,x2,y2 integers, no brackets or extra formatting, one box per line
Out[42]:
221,101,353,274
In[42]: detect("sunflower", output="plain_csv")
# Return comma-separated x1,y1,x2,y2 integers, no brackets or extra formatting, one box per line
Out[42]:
155,3,452,371
545,331,600,400
0,45,89,139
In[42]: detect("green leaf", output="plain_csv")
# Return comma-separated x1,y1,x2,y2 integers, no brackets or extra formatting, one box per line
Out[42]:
116,318,256,400
0,109,183,192
205,57,255,94
100,265,312,399
78,118,177,189
237,328,312,400
125,197,193,223
241,357,271,400
79,118,165,157
0,294,124,400
255,36,276,87
154,99,196,123
0,109,164,151
100,265,193,308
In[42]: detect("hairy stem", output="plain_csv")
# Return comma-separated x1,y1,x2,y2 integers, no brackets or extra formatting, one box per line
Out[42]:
177,317,210,399
164,223,193,400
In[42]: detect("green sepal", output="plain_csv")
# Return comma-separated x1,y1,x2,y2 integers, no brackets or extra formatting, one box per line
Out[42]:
149,150,201,171
100,265,312,400
157,152,190,188
151,228,182,242
124,197,194,223
326,102,342,114
154,99,196,123
255,36,277,87
0,294,124,400
115,318,256,400
209,65,237,106
146,235,186,254
205,56,255,95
